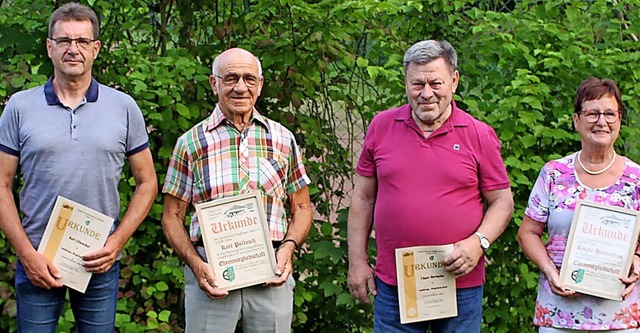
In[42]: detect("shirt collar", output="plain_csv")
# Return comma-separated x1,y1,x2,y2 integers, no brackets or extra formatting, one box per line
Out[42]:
396,100,468,129
44,77,99,106
205,105,270,132
445,100,469,128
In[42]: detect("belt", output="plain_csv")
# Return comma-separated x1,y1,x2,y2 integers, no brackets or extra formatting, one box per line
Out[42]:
194,239,282,249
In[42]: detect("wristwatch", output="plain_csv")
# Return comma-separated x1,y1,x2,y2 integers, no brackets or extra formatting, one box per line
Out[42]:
474,232,490,252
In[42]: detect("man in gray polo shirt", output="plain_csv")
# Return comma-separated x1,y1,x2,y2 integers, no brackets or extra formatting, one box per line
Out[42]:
0,3,157,332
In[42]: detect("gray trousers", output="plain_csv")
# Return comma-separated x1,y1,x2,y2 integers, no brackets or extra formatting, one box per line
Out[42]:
184,247,295,333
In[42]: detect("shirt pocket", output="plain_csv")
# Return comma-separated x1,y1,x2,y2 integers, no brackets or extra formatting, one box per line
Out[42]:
258,157,287,198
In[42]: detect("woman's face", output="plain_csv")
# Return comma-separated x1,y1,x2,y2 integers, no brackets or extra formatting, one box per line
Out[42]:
573,94,621,149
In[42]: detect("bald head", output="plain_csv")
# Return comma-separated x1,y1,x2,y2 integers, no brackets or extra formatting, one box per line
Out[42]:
212,48,262,76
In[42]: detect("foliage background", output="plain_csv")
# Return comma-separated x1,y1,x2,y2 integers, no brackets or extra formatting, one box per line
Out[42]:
1,0,640,332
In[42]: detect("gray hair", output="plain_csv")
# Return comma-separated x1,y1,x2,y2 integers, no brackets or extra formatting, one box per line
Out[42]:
212,53,263,76
49,2,99,39
403,40,457,74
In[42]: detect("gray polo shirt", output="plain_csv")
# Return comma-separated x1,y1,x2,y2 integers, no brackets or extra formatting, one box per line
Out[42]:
0,78,149,248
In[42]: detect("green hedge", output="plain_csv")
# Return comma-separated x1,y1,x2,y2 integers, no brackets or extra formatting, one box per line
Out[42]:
1,0,640,332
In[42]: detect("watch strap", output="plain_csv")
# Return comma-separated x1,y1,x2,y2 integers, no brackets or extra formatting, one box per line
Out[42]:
474,231,490,250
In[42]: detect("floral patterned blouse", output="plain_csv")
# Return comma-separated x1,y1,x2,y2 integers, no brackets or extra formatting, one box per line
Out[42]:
525,152,640,330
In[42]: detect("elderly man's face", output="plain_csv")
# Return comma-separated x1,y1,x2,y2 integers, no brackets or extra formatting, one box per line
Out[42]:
405,57,458,128
210,50,263,117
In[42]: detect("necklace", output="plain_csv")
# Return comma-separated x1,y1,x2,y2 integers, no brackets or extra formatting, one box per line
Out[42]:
577,150,617,175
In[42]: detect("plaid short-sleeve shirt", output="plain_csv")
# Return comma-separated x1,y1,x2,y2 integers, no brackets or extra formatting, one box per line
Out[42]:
162,106,311,241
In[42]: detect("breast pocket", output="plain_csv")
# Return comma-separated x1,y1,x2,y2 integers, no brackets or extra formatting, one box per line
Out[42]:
259,157,287,198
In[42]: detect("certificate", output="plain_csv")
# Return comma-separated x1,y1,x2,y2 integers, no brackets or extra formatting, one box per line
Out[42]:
195,192,278,291
37,196,114,293
559,200,640,301
395,244,457,324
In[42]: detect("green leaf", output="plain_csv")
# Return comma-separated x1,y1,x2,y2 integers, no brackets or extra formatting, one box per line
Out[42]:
159,310,171,322
175,103,191,117
156,281,169,291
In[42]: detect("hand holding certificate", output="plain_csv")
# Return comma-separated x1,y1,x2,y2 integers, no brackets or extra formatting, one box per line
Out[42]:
37,196,114,293
195,192,278,291
395,244,457,324
559,200,640,301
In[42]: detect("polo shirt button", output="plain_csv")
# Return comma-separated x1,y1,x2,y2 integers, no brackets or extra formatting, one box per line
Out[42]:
73,125,76,129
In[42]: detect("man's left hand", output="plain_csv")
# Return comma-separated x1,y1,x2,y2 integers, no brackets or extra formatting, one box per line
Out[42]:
82,236,121,273
266,242,295,287
443,236,484,277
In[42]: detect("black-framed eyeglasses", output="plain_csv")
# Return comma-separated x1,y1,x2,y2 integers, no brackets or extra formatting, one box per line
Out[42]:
49,37,97,50
215,74,260,88
579,109,620,123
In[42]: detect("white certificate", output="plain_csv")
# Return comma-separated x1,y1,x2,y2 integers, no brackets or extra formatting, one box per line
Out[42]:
559,200,640,301
395,244,457,324
37,196,114,293
195,192,278,291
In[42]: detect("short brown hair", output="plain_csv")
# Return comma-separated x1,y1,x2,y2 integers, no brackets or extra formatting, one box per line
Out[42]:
574,77,624,117
49,2,99,39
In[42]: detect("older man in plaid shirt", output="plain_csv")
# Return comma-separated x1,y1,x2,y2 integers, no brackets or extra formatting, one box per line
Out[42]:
161,48,313,333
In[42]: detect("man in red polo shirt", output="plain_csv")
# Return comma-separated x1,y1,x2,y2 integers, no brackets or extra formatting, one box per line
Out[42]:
347,40,514,332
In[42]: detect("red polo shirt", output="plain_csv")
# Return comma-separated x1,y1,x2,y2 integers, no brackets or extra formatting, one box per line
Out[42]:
356,101,510,288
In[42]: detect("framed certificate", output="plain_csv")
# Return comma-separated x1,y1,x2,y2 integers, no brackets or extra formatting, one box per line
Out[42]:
559,200,640,301
395,244,457,324
37,196,114,293
195,192,278,291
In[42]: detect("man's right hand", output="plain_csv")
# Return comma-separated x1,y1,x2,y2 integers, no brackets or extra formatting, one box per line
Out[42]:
347,261,377,304
191,260,229,299
21,251,62,289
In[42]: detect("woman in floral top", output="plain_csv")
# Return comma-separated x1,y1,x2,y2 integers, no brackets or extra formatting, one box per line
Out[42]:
518,77,640,332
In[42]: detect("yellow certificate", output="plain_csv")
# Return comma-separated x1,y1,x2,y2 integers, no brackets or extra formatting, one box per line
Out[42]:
37,196,114,293
195,192,278,291
395,244,457,324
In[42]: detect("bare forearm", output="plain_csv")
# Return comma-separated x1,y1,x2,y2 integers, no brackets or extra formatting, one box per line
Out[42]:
282,186,313,247
284,207,312,246
348,175,377,264
161,195,202,269
0,189,35,258
0,153,34,258
166,220,202,267
111,181,157,248
518,231,556,275
477,190,514,243
347,196,374,263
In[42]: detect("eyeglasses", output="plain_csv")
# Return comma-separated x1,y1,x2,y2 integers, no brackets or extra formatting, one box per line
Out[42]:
49,37,97,50
215,74,260,88
579,109,620,123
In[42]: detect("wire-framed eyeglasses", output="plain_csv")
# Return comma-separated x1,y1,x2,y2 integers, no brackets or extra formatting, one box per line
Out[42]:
49,37,97,50
214,74,260,88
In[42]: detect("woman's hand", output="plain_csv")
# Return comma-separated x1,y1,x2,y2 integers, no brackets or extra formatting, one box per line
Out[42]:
620,254,640,300
543,264,576,297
